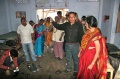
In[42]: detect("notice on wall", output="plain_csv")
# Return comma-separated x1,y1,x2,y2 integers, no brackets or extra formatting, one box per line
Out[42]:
16,11,26,18
36,0,69,8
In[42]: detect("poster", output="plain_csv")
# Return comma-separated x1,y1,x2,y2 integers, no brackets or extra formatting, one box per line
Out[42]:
16,11,26,18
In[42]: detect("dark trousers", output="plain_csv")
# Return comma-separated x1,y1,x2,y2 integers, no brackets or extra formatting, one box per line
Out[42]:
65,43,79,72
3,57,24,67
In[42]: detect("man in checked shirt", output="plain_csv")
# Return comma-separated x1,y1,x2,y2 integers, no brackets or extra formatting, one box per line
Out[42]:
0,49,20,75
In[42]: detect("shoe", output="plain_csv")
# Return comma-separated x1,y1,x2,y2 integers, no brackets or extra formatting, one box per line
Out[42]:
57,57,62,60
63,69,71,73
32,63,39,71
73,72,77,76
55,70,62,74
27,64,36,72
55,57,59,59
37,56,41,58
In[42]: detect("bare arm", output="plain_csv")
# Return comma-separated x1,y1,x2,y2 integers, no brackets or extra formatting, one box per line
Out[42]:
31,33,34,43
59,32,65,41
92,40,100,64
17,34,21,44
78,49,82,58
87,40,100,69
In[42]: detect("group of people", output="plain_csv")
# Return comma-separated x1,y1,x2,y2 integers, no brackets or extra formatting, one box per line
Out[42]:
52,12,108,79
28,11,67,59
0,11,108,79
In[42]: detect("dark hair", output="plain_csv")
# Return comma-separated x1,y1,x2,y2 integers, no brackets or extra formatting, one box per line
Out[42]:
86,16,97,27
65,12,69,16
29,20,34,23
21,18,26,22
81,16,86,21
10,49,18,57
68,12,76,17
47,17,50,19
40,19,44,22
57,11,62,14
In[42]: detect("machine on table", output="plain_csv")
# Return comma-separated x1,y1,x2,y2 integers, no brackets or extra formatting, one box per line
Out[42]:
0,31,21,54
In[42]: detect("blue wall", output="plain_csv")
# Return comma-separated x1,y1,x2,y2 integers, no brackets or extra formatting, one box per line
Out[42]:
0,0,9,34
36,0,100,22
100,0,120,48
100,0,111,37
113,0,120,48
0,0,120,48
5,0,36,31
100,0,112,42
1,0,100,31
68,0,99,20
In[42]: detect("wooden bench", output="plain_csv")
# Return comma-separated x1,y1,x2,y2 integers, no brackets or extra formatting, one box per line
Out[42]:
107,61,114,79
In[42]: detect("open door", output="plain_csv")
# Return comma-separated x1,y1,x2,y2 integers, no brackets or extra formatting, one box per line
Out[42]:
36,8,69,22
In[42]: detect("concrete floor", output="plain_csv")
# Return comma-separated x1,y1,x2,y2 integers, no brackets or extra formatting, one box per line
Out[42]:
0,49,76,79
0,48,112,79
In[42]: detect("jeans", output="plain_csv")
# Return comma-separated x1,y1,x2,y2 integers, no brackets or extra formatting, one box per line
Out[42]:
3,57,24,67
65,43,79,72
22,43,37,61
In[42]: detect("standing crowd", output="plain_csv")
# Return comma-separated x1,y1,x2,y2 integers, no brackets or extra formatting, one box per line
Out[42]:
0,11,108,79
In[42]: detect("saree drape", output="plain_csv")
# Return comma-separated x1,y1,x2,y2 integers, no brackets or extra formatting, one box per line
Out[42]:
76,28,108,79
45,22,53,46
34,25,46,56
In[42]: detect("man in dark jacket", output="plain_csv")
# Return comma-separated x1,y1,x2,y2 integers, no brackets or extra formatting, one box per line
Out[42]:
52,12,84,76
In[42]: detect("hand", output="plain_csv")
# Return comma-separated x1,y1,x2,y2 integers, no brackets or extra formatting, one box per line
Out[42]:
87,64,94,70
59,37,62,41
85,22,89,29
50,17,54,22
9,67,14,70
78,52,81,58
32,39,35,44
79,47,81,51
78,48,81,58
39,32,42,34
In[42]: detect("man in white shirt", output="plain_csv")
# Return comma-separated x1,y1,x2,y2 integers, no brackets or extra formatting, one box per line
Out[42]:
57,11,66,24
57,11,66,52
52,16,64,60
17,18,37,62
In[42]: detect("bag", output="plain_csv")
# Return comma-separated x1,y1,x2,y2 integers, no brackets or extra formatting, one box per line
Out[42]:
5,40,16,47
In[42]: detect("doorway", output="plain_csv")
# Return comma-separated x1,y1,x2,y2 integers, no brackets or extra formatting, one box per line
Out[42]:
36,8,69,21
